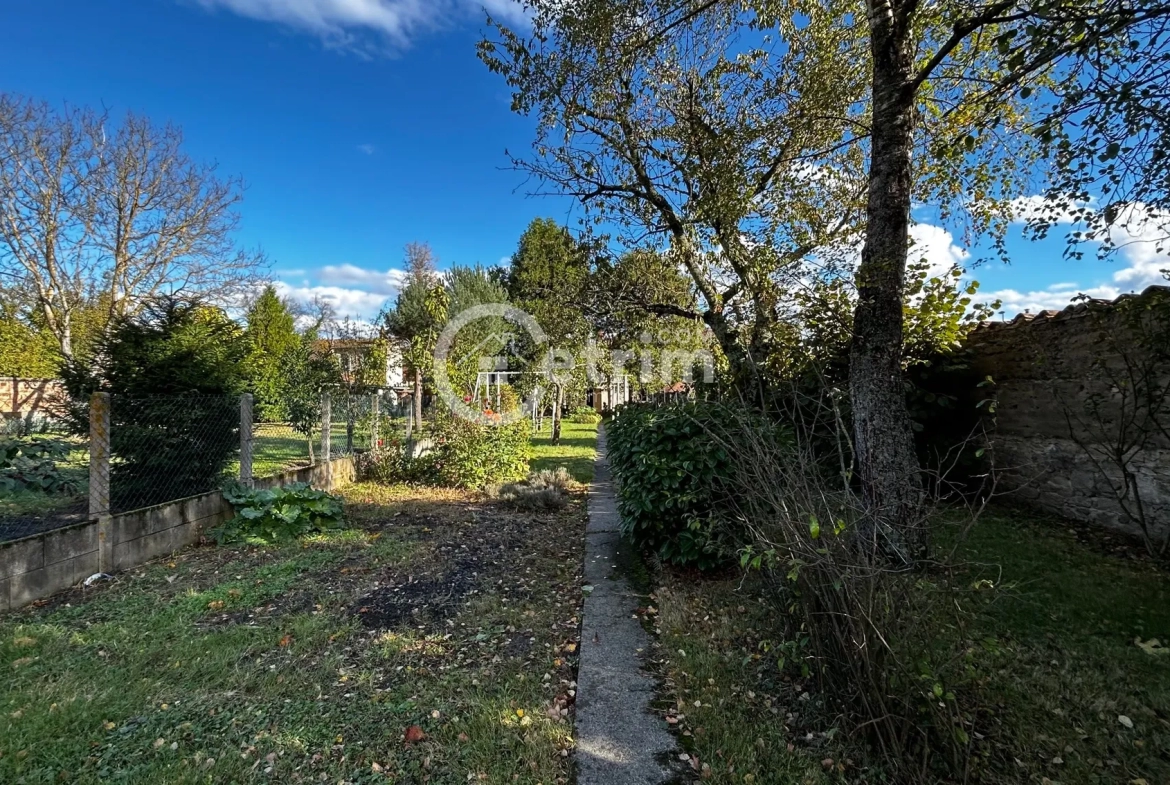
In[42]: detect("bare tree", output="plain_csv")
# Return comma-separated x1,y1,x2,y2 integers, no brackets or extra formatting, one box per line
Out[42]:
0,94,265,360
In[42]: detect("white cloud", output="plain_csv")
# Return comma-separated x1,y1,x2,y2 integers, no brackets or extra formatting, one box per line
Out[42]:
192,0,529,50
273,281,390,321
357,143,376,155
317,264,408,296
908,223,968,276
814,223,969,279
980,284,1123,317
1106,204,1170,290
1010,194,1093,225
270,263,408,322
981,196,1170,317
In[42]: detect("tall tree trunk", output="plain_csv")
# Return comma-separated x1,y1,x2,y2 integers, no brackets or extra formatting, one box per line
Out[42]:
551,383,564,445
413,368,424,431
849,3,925,563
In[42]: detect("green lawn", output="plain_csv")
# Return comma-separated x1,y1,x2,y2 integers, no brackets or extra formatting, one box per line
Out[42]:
529,420,599,483
1,436,592,784
651,510,1170,784
0,440,90,541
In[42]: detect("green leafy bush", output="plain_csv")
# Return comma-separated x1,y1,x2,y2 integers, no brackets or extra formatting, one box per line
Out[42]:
607,402,770,569
0,438,79,495
214,482,344,544
429,410,531,490
567,406,602,424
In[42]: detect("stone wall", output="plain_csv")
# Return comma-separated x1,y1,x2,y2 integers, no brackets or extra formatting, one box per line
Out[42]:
965,285,1170,539
0,456,355,612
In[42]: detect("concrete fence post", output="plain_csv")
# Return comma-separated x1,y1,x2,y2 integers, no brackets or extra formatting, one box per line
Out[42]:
89,392,113,572
321,392,332,490
240,393,254,487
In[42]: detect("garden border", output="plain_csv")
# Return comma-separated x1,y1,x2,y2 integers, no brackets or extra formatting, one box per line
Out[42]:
0,456,354,612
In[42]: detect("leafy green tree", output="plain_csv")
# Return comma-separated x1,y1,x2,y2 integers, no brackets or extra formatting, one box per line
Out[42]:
0,304,59,378
385,242,441,428
243,285,299,421
61,296,247,510
506,219,592,443
280,330,338,464
591,249,710,395
480,1,874,393
320,317,390,453
843,0,1170,558
483,0,1167,558
443,264,511,398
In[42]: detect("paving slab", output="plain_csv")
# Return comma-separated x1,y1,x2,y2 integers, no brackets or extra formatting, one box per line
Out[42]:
575,427,679,785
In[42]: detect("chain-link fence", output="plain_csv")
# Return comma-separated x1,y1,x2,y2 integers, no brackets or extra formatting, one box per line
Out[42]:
106,395,241,515
1,388,423,544
0,413,90,542
252,420,315,478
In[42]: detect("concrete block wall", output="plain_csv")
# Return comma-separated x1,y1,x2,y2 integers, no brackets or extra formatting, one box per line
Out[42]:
0,521,100,612
1,455,355,612
966,285,1170,539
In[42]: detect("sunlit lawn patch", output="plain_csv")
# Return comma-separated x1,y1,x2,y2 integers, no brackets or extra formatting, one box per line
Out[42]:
529,421,599,483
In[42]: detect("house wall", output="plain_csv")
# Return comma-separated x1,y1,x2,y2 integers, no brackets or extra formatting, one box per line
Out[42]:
1,378,67,420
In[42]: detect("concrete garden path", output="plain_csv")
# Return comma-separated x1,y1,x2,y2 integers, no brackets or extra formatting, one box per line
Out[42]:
574,427,679,784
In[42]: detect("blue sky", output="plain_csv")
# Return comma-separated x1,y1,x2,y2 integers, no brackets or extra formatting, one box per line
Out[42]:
2,0,1165,320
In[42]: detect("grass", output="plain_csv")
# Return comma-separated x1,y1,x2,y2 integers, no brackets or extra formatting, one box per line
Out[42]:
1,431,592,784
958,510,1170,783
529,420,599,483
0,440,89,541
250,423,312,479
649,509,1170,784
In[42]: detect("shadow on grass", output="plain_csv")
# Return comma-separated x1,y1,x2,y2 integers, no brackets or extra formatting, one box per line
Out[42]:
0,480,585,784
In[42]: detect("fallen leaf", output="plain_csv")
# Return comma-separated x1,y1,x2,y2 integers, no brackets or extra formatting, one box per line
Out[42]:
1119,715,1134,729
404,725,426,744
1135,638,1170,656
278,635,292,647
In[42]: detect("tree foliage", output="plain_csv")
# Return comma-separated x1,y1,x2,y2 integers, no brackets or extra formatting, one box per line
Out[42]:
480,2,871,385
60,296,247,510
443,264,512,397
505,218,594,441
243,285,300,421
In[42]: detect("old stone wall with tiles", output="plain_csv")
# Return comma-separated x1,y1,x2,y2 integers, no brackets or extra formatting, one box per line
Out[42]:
965,286,1170,539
